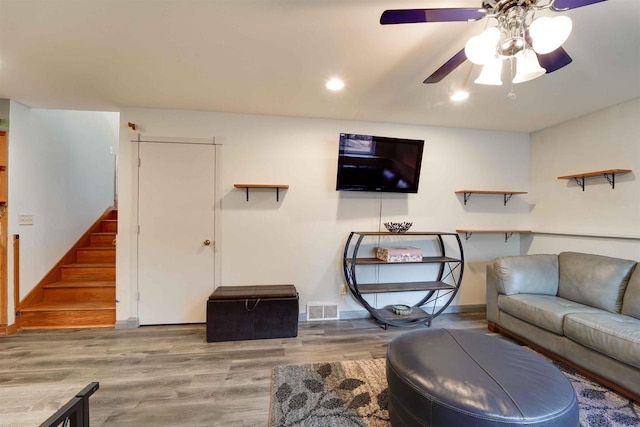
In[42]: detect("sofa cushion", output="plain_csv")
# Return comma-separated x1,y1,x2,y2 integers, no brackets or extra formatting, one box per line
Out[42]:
622,266,640,319
564,312,640,369
558,252,636,313
493,254,559,296
498,294,603,335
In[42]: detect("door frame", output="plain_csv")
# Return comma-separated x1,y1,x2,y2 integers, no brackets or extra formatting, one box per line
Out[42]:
0,131,7,333
130,134,222,323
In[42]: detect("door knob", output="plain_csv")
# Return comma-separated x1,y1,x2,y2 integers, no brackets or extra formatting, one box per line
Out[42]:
203,240,211,246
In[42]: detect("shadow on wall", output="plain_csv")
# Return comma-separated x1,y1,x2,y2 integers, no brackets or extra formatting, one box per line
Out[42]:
222,186,287,211
559,171,635,191
455,193,530,214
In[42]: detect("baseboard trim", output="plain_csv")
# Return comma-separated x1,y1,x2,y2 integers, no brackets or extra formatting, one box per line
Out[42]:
115,317,140,329
0,323,18,335
298,304,486,322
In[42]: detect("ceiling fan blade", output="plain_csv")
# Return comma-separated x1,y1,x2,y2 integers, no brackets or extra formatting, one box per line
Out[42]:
423,49,467,84
537,47,573,73
380,8,485,25
552,0,607,10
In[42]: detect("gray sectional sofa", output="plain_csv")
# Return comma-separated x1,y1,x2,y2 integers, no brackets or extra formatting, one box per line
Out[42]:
486,251,640,400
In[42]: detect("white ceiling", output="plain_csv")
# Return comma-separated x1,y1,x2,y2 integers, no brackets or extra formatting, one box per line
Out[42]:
0,0,638,132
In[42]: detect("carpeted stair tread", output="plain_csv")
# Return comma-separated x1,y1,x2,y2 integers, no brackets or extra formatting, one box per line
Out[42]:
20,301,114,312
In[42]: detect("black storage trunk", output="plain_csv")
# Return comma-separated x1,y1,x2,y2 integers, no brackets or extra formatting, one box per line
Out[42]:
206,285,299,342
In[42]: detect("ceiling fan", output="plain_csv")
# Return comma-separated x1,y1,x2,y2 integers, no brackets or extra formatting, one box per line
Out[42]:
380,0,607,86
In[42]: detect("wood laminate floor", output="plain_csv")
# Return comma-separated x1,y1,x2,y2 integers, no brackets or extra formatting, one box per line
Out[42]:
0,313,486,426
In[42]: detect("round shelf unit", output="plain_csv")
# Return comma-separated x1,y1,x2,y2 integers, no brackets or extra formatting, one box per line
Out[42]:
342,231,464,328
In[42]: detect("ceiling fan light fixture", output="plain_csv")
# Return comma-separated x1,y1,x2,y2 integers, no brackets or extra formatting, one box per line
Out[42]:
530,16,573,54
474,57,503,85
464,27,500,65
450,90,470,101
325,78,345,91
513,49,546,83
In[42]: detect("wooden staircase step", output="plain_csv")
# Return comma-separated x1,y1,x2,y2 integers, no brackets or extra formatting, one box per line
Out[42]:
19,301,115,329
17,207,118,331
100,219,118,232
44,280,115,289
89,232,116,247
61,263,115,281
21,301,114,311
43,281,115,303
76,246,116,263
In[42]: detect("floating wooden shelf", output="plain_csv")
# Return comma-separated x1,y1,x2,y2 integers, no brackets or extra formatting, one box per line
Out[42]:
234,184,289,202
557,169,631,191
455,190,527,206
456,229,532,242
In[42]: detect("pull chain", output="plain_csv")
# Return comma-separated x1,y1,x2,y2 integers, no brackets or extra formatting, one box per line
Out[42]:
508,57,517,100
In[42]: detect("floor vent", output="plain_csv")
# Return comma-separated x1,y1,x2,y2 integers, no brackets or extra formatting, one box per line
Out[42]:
306,302,339,321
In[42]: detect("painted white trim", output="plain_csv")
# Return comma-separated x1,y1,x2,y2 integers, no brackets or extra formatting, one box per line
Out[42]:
299,304,486,322
128,133,218,145
532,230,640,240
213,144,223,290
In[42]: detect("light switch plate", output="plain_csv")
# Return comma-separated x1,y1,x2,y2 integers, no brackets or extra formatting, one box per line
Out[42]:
18,214,34,225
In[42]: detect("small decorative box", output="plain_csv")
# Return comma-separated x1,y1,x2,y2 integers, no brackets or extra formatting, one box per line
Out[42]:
376,246,423,263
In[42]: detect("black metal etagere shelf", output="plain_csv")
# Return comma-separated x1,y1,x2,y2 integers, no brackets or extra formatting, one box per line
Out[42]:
342,231,464,328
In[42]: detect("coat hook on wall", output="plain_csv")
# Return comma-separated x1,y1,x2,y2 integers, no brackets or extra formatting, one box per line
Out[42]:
127,122,137,131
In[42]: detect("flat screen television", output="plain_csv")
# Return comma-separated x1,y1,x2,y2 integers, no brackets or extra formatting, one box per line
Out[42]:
336,133,424,193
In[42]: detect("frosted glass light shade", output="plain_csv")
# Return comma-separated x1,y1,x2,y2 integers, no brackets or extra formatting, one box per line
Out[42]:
530,16,572,54
513,49,546,83
465,27,500,65
474,57,503,85
325,78,345,91
450,90,470,101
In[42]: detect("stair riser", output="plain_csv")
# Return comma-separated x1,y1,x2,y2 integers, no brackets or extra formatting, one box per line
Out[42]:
19,310,115,329
101,220,118,232
44,287,115,304
76,249,116,263
62,267,115,281
90,234,116,246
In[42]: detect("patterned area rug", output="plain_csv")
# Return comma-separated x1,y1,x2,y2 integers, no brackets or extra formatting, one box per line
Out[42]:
269,359,639,427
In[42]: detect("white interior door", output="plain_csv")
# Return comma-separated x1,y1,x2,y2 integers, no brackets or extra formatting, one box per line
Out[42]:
138,142,216,325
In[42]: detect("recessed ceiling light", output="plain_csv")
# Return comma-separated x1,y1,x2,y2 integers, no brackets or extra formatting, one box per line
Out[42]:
326,78,345,91
450,90,470,102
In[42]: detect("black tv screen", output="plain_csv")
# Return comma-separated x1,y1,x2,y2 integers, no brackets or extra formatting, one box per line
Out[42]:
336,133,424,193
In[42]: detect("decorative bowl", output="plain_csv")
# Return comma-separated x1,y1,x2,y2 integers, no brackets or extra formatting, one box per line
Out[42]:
384,221,413,233
391,304,413,316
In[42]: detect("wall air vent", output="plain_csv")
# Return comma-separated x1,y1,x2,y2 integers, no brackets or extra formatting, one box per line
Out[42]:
306,302,339,321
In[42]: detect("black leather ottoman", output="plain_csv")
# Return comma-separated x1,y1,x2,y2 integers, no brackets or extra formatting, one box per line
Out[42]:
386,329,579,427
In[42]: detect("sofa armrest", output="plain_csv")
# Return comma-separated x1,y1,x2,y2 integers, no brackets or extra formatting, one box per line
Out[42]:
492,254,559,296
486,263,500,323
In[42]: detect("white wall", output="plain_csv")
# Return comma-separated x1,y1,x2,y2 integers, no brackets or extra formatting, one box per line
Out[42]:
117,109,530,323
525,97,640,259
6,103,118,324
